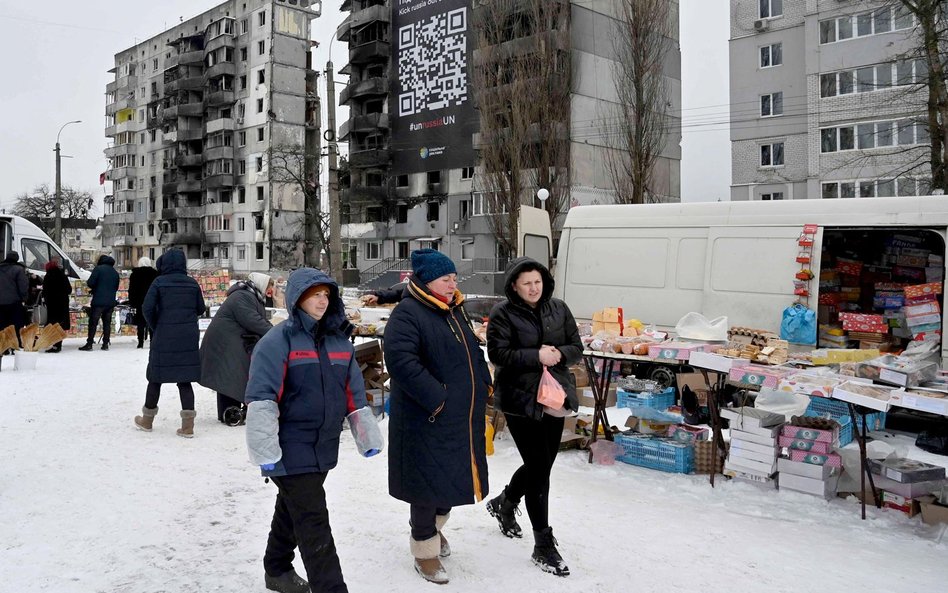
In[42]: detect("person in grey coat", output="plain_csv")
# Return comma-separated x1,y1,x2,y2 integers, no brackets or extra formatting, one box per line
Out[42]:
200,272,273,424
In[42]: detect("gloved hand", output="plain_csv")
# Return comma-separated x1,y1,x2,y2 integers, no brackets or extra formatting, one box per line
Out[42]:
363,448,381,458
260,463,275,471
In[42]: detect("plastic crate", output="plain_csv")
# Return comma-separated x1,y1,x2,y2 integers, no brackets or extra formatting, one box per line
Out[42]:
615,433,694,473
617,386,676,410
804,396,886,447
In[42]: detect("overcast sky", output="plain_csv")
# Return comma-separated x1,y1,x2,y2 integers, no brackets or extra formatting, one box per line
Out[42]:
0,0,730,214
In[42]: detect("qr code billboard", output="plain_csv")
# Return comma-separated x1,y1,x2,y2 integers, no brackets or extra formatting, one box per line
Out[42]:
397,7,469,116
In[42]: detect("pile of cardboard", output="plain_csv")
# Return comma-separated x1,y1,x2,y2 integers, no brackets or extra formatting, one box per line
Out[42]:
721,407,783,487
777,419,843,499
866,456,947,518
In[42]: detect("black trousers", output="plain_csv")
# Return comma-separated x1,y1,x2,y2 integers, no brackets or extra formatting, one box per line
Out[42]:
409,505,451,541
266,472,347,593
503,413,565,531
86,305,115,344
136,320,150,345
144,381,195,411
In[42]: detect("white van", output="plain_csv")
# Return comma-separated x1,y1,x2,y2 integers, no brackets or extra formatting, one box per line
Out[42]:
552,196,948,359
0,214,90,281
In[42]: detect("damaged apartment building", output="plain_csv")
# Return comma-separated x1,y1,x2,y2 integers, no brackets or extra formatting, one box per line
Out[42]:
337,0,681,289
102,0,322,271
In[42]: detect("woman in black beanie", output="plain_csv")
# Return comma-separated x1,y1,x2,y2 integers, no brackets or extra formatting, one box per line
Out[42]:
384,248,493,585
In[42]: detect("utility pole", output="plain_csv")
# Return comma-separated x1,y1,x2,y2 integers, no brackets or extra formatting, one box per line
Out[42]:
325,61,342,284
54,120,81,244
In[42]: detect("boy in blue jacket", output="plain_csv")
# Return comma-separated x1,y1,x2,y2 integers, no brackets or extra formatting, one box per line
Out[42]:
245,268,368,593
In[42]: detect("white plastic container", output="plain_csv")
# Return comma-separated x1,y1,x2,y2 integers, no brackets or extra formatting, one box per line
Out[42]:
14,351,39,371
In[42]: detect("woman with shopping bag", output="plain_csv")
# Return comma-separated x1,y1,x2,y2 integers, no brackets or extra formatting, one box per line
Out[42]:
486,257,583,577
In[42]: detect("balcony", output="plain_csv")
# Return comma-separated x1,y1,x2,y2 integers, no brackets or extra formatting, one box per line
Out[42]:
349,41,390,65
206,117,235,134
204,202,233,216
339,112,390,140
104,212,135,225
178,49,204,65
161,105,179,121
114,74,138,93
205,34,236,53
106,80,118,94
162,206,204,220
174,154,203,168
108,167,135,181
349,148,391,169
105,124,117,137
164,54,180,70
162,180,179,195
204,230,235,244
204,146,234,161
351,4,390,28
178,102,203,117
163,232,202,245
206,90,236,106
204,62,236,80
336,15,351,42
104,143,137,158
165,76,204,94
340,77,387,104
178,179,203,193
177,128,203,142
204,173,235,189
254,229,266,243
342,186,388,201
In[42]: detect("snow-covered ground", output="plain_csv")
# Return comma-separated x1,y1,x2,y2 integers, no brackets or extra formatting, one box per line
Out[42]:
2,337,947,593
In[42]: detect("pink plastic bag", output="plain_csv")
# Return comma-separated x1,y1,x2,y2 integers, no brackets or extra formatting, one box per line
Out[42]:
537,367,566,411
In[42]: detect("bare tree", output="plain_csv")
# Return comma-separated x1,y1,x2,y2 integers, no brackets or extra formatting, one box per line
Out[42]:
268,144,330,270
604,0,675,204
898,0,948,192
472,0,571,257
13,184,96,229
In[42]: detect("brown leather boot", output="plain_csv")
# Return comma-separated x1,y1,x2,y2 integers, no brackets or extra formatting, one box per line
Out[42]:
134,406,158,431
176,410,196,438
411,534,448,585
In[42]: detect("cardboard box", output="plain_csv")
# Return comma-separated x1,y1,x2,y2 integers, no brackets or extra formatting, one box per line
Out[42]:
724,456,777,476
779,472,836,499
789,449,842,468
729,445,778,466
570,364,590,388
831,381,895,412
867,458,946,484
890,389,948,416
881,491,921,517
579,386,617,408
720,407,784,430
903,301,941,317
688,351,744,373
778,435,833,455
906,313,942,327
647,341,709,361
728,424,782,443
778,457,836,480
780,425,838,444
728,365,794,389
918,495,948,525
904,282,943,299
676,371,719,406
777,372,847,399
723,465,778,487
730,437,779,457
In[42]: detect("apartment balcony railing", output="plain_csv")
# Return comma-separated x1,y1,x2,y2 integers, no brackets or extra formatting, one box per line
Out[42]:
174,154,203,168
204,173,235,190
349,40,390,65
204,62,236,80
349,148,391,169
206,117,235,134
203,146,234,161
339,76,387,104
206,90,236,106
339,112,390,141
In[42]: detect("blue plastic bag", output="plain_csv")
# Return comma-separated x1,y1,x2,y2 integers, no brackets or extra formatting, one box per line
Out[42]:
780,304,817,345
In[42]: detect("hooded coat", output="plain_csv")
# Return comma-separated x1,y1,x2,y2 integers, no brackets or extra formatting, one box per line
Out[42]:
199,279,272,399
41,261,72,330
0,252,28,306
129,257,158,309
143,250,206,383
86,255,119,308
487,257,583,419
385,277,492,507
245,268,367,477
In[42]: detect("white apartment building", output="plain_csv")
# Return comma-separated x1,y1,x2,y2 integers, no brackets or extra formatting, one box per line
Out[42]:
103,0,322,271
730,0,932,201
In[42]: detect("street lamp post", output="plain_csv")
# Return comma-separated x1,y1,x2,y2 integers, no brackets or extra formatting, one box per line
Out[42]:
54,120,82,244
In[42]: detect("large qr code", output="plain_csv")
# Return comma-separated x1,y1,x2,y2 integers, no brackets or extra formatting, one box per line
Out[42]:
397,7,468,117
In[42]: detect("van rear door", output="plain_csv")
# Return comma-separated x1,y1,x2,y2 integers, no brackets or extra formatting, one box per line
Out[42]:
518,205,552,268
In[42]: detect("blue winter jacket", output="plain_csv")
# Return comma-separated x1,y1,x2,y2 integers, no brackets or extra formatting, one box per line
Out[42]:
86,255,119,307
245,268,368,477
143,250,206,383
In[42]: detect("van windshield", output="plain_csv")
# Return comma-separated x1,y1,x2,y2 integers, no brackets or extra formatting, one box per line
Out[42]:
20,237,55,272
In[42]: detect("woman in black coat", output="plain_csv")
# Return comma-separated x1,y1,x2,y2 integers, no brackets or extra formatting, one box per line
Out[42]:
128,257,158,348
133,249,206,438
41,257,72,352
485,257,582,577
199,273,272,424
384,249,492,585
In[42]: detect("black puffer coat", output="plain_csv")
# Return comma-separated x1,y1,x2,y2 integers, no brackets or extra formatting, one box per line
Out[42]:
385,278,492,507
143,250,206,383
199,281,272,399
128,264,158,325
42,264,72,330
487,257,583,420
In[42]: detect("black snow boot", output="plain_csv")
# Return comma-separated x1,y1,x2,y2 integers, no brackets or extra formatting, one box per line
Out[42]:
532,527,569,577
264,568,309,593
486,487,522,538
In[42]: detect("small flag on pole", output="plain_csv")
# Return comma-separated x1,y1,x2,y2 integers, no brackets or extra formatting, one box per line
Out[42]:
99,171,107,185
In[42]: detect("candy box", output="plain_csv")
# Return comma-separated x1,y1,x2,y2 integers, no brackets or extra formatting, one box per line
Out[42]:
904,282,943,299
890,389,948,416
836,258,863,276
647,341,709,361
903,301,941,317
868,457,946,484
839,313,888,333
778,435,833,455
781,424,838,444
777,372,846,398
728,365,794,389
789,449,842,468
831,380,896,411
854,355,938,388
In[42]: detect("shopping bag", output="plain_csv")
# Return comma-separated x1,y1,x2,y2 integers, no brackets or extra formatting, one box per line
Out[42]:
537,367,566,410
674,312,728,341
780,303,817,345
32,292,47,326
